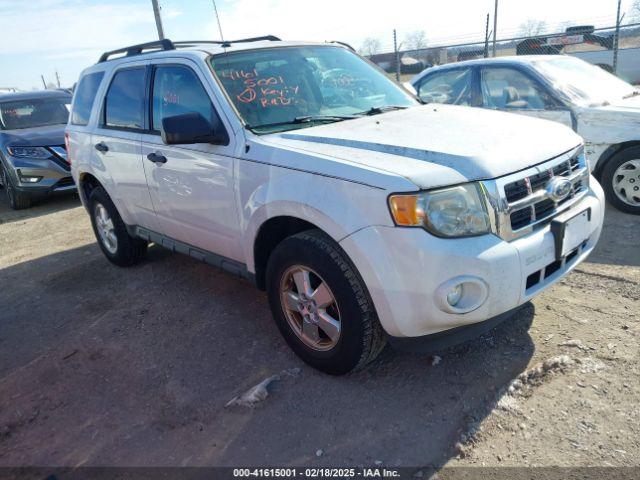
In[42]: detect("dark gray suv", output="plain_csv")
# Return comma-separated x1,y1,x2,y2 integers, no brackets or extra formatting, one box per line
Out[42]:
0,90,75,209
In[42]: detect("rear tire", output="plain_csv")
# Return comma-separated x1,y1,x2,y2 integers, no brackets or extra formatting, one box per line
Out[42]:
266,229,386,375
1,163,31,210
600,147,640,215
88,186,148,266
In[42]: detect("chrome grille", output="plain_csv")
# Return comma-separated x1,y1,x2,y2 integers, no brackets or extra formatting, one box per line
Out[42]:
49,145,68,162
48,145,70,171
481,147,590,242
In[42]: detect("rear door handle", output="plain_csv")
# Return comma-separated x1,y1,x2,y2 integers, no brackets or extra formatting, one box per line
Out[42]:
94,142,109,153
147,152,167,164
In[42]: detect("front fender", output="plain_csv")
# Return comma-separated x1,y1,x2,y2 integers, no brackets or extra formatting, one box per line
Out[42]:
238,159,394,273
577,107,640,172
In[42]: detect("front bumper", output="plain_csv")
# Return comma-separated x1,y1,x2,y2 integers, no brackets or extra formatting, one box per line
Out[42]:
339,179,605,339
4,154,75,196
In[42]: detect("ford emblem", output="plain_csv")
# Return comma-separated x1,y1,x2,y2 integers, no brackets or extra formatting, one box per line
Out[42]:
547,177,573,202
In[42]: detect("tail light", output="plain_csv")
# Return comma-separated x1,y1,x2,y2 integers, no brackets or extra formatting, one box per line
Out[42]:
64,132,72,165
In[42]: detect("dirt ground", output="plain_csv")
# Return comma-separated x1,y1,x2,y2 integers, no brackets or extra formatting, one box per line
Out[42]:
0,191,638,470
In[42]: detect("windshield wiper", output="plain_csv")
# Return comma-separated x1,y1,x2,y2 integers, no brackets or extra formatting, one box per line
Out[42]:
355,105,410,116
247,114,356,131
623,90,640,99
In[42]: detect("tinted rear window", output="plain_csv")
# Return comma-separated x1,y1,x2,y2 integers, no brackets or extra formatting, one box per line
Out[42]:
104,68,146,129
71,71,104,125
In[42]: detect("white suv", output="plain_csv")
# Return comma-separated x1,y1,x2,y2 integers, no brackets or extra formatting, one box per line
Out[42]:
67,38,605,374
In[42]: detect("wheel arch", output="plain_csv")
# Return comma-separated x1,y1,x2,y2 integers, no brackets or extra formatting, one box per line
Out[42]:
594,141,640,178
77,171,103,207
252,215,324,290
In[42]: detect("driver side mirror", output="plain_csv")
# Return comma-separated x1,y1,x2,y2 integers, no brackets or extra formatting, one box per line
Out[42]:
161,112,229,146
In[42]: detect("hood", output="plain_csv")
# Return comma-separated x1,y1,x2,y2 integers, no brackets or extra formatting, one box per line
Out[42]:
604,93,640,110
264,104,582,189
0,124,66,147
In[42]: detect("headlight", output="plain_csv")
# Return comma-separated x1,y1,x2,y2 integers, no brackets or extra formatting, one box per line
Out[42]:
6,146,51,159
388,183,492,238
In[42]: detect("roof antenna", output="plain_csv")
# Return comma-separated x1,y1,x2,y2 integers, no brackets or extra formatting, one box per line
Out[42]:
211,0,227,47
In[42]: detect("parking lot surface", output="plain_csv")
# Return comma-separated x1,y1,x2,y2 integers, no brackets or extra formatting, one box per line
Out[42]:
0,193,638,468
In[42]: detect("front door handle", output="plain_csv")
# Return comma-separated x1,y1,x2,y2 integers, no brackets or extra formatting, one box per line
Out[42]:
94,142,109,153
147,152,167,164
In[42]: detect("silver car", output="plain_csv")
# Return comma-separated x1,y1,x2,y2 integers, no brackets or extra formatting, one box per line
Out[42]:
411,56,640,215
0,90,75,209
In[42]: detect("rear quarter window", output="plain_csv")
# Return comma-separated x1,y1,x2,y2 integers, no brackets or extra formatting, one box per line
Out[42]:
71,71,105,126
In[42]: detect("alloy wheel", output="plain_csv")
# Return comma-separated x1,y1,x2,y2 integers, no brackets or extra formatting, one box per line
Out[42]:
94,203,118,254
279,265,342,351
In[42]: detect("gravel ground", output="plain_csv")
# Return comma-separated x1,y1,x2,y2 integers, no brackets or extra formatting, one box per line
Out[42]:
0,192,638,470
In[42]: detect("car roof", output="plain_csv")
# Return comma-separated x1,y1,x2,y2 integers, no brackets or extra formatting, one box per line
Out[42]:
0,89,71,102
175,39,338,55
95,39,346,64
79,38,353,78
423,55,572,72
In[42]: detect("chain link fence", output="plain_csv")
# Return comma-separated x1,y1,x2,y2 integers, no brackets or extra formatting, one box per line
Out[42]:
367,21,640,84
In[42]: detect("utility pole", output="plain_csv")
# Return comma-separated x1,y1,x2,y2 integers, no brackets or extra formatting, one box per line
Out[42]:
613,0,622,73
151,0,165,40
492,0,498,57
41,75,47,89
484,13,490,58
393,29,400,82
55,70,61,88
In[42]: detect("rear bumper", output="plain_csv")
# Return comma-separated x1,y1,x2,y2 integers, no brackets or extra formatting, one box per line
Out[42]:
339,179,605,339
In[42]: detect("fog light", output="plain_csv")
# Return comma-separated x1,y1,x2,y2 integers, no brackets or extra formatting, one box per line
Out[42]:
446,284,463,306
435,276,489,314
19,175,42,183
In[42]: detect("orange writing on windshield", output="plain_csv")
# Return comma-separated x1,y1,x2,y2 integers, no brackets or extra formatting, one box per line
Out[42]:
221,68,301,108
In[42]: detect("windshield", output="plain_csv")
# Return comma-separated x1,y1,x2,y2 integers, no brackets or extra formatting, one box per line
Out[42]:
210,46,416,133
532,56,637,106
0,96,71,130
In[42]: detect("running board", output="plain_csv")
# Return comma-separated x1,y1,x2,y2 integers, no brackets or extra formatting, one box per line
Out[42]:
129,226,256,284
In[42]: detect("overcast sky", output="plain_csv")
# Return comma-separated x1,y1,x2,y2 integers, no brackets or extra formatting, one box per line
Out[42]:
0,0,634,90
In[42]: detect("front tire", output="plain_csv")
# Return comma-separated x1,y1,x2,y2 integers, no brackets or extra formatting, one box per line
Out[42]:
266,230,386,375
600,147,640,215
1,164,31,210
88,186,147,266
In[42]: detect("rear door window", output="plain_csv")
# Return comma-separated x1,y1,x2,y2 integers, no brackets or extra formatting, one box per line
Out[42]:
417,69,473,105
104,68,146,130
71,71,104,125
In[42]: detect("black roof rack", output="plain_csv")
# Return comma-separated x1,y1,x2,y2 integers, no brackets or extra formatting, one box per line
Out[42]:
174,35,281,48
98,39,175,63
330,41,356,52
98,36,282,63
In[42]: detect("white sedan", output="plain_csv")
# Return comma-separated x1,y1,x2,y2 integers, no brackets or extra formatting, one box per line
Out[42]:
411,55,640,214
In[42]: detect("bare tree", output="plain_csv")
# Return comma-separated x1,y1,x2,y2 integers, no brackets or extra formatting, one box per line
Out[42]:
405,30,428,51
359,37,382,56
519,18,548,37
630,0,640,22
557,20,573,33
